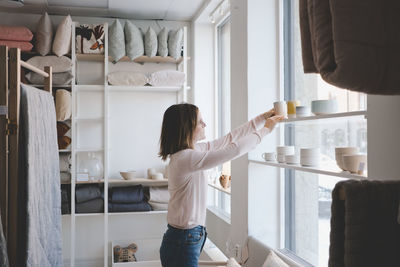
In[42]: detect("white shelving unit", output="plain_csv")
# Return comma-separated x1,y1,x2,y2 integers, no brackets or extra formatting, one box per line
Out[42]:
282,110,366,123
64,22,189,267
208,182,231,195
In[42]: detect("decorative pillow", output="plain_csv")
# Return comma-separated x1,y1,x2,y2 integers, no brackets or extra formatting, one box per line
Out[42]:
262,251,290,267
0,25,33,41
76,24,105,54
148,70,185,87
108,19,125,62
26,56,72,73
168,28,183,59
26,71,73,85
52,15,72,57
124,21,144,60
144,27,157,57
0,40,32,51
107,71,148,86
57,121,70,136
157,27,168,57
55,89,71,121
114,243,138,263
36,12,53,56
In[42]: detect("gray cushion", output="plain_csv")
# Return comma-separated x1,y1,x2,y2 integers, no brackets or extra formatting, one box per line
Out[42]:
25,71,73,85
124,21,144,60
52,15,72,57
108,19,125,62
144,27,157,57
26,55,72,73
157,27,168,57
168,28,183,59
36,12,53,56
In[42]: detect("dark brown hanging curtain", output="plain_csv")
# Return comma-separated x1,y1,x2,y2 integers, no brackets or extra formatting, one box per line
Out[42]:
299,0,400,95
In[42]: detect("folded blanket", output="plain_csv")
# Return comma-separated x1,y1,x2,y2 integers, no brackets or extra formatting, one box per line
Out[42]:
329,180,400,267
109,202,151,213
75,186,102,203
110,185,144,203
149,186,169,203
0,40,33,51
148,201,168,211
75,198,104,214
299,0,400,95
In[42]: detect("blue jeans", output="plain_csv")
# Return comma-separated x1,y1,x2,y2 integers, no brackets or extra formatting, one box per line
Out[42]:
160,224,207,267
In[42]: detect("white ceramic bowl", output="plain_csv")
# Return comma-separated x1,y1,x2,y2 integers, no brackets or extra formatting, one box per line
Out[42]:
277,146,295,155
342,154,367,174
151,172,164,180
300,148,320,157
120,171,137,180
311,99,338,115
262,152,276,162
285,154,300,165
277,154,286,163
300,156,320,167
296,106,311,117
335,147,359,170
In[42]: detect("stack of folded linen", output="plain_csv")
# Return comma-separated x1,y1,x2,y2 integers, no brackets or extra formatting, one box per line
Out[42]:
0,25,33,51
75,185,104,213
147,186,169,211
61,185,70,214
108,185,151,212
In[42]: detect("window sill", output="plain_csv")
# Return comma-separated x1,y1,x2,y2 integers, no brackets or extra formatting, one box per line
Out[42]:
207,206,231,224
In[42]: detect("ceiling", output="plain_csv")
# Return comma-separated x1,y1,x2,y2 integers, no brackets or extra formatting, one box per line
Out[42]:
0,0,207,21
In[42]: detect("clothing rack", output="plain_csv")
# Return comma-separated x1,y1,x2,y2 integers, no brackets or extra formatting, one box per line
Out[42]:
0,46,52,266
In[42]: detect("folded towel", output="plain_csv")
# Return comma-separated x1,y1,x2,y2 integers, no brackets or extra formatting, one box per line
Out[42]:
110,185,144,203
149,186,169,203
109,202,151,213
75,185,102,203
75,198,104,213
148,201,168,211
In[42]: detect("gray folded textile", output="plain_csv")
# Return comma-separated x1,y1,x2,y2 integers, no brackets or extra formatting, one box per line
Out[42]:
25,71,73,85
108,202,151,212
0,210,9,267
75,198,104,214
148,201,168,211
75,186,102,203
18,84,62,266
110,185,144,203
149,186,169,203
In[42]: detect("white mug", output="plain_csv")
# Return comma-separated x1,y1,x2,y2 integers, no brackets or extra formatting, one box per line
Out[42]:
274,101,288,118
262,152,276,161
147,168,156,179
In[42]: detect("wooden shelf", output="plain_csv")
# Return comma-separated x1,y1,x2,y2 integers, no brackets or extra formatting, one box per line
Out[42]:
108,211,167,216
108,86,188,92
75,85,104,91
75,179,104,184
208,183,231,195
282,111,366,123
59,149,71,153
75,148,104,153
108,178,168,186
75,213,104,217
249,159,367,179
26,84,72,88
76,53,189,64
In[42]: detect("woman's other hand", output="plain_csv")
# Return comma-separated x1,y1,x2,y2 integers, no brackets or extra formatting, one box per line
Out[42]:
264,115,284,131
262,108,275,120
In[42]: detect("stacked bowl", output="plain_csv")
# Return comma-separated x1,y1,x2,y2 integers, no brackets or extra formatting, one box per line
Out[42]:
300,148,320,166
276,146,295,163
335,147,367,174
335,147,358,171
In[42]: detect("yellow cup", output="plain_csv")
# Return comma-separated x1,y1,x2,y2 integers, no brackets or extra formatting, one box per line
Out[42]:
287,101,298,115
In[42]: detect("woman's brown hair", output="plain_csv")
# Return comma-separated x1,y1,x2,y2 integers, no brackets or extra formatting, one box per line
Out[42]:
159,103,199,160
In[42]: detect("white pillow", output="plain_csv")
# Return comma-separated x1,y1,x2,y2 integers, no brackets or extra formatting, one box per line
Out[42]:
53,15,72,57
168,28,183,59
262,251,290,267
148,70,185,87
27,56,72,73
124,21,144,60
144,27,157,57
157,27,168,57
107,72,148,86
55,89,72,121
36,12,53,56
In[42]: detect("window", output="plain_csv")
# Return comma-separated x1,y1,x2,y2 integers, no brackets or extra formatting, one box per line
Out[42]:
208,16,231,217
283,1,367,266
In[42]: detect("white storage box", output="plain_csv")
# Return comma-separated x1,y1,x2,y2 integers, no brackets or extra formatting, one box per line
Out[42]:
111,239,162,267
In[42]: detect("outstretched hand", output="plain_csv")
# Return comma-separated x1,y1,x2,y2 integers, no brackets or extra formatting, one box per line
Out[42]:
264,115,285,131
262,108,275,120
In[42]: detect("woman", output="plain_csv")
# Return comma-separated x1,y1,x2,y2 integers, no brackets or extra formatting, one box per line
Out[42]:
159,103,283,267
